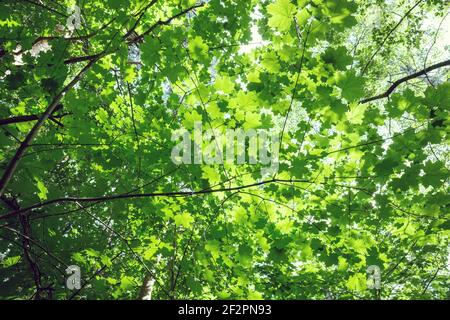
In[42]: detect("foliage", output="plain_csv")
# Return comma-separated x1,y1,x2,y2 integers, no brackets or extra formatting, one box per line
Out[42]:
0,0,449,300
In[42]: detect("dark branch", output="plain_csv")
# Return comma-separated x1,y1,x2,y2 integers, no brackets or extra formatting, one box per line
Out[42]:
360,59,450,104
124,0,159,39
360,0,424,76
0,106,68,127
0,196,46,299
0,55,104,197
131,3,204,44
0,178,311,219
64,53,103,64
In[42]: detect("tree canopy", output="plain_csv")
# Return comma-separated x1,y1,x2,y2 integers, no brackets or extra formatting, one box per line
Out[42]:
0,0,449,300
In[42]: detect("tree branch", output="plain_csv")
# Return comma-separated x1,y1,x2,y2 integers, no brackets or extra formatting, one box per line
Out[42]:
68,251,123,300
130,2,204,44
64,53,103,64
0,196,47,299
22,0,68,17
0,178,311,219
124,0,159,40
0,3,204,200
360,0,424,76
0,55,104,197
360,59,450,104
0,108,69,127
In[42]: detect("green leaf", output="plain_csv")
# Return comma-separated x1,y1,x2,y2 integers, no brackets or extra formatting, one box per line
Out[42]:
322,46,352,70
186,277,203,293
336,71,365,102
346,103,367,124
188,36,209,61
1,256,21,268
173,212,194,228
141,37,161,66
346,273,366,292
35,177,48,201
267,0,296,31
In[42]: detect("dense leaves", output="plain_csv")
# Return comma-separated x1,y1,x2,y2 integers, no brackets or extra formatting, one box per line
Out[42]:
0,0,449,300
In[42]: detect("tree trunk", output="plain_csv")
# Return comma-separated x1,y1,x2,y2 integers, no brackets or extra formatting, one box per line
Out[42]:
138,255,161,300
